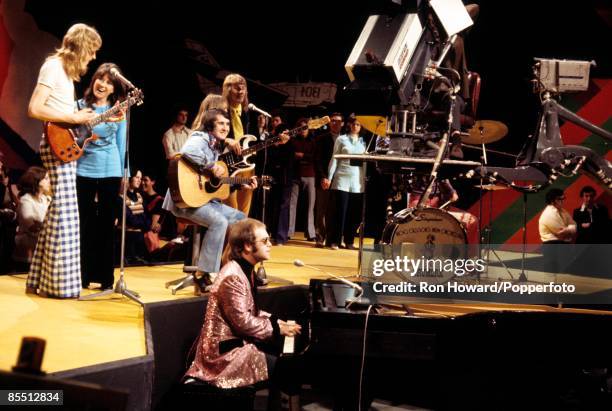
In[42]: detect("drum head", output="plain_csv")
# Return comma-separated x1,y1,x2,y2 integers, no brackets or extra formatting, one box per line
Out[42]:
381,208,467,284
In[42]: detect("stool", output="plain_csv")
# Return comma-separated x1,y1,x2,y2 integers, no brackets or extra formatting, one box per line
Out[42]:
164,218,203,295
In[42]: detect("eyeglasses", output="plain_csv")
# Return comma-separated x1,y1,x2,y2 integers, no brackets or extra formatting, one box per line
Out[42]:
255,237,271,245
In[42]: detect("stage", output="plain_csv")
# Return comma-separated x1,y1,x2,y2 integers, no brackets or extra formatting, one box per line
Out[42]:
0,239,357,410
2,239,612,410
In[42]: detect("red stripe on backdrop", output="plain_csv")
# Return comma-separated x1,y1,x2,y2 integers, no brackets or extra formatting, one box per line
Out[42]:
0,1,14,94
504,130,612,246
467,80,612,235
562,81,612,145
503,175,592,245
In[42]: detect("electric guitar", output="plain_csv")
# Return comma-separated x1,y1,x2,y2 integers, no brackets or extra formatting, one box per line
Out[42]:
44,89,144,163
218,116,330,177
168,159,273,208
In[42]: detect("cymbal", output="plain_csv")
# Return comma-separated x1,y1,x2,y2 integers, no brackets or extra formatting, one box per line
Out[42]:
356,116,387,136
475,184,510,191
463,120,508,145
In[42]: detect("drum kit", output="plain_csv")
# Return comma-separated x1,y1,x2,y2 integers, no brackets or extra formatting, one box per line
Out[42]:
354,114,515,283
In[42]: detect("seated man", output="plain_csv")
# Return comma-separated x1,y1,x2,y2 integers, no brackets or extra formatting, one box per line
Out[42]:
184,218,302,407
408,176,479,245
162,109,257,293
538,188,576,273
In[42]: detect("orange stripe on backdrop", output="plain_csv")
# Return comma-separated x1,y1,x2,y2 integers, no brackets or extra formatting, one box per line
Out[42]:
467,80,612,240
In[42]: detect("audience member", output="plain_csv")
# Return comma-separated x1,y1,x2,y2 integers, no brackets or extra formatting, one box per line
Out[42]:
573,185,610,244
327,115,366,250
1,154,18,273
288,117,316,241
313,112,343,247
13,167,50,272
538,188,576,273
162,108,191,160
119,170,150,264
266,113,294,245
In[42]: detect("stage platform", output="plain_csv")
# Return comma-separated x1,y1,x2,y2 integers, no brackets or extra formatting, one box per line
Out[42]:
0,238,357,372
2,239,611,410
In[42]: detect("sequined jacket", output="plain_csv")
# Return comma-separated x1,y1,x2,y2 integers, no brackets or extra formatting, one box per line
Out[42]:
184,260,274,388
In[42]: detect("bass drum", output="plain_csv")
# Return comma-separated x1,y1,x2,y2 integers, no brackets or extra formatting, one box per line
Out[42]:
380,208,467,284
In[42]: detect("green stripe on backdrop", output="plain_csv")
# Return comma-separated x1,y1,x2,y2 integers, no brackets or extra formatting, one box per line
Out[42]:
490,117,612,243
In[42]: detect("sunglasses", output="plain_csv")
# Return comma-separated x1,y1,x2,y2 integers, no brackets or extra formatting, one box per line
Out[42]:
255,236,271,245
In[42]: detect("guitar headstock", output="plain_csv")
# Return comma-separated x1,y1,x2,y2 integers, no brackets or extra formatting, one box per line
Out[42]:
129,89,144,106
307,116,330,130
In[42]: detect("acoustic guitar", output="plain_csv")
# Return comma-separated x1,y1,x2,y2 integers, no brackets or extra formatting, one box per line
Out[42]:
44,89,144,163
168,159,272,208
218,116,330,177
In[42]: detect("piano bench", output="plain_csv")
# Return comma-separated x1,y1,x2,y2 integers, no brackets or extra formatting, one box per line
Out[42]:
170,380,265,411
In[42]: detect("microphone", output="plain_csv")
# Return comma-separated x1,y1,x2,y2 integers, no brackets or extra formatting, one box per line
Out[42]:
248,103,271,118
110,67,136,90
293,259,363,293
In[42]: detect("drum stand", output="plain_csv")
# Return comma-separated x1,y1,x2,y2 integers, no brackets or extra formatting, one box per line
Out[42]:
476,131,514,281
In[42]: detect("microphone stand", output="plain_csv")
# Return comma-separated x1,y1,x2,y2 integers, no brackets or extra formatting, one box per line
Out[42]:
294,260,365,307
357,133,377,278
256,129,292,286
80,89,143,305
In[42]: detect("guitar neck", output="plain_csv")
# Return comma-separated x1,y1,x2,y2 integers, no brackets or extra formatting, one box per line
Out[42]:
88,98,132,127
218,176,254,185
240,125,307,156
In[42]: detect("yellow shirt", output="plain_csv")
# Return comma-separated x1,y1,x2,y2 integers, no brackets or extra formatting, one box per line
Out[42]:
230,104,244,139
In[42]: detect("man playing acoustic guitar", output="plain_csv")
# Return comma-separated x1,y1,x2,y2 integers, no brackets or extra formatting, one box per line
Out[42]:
162,109,257,294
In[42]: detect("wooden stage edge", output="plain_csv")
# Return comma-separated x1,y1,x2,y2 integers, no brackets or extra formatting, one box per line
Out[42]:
2,238,611,374
0,239,356,374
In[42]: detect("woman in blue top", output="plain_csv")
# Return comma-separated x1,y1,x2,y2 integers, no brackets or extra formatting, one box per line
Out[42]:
327,115,366,250
76,63,127,289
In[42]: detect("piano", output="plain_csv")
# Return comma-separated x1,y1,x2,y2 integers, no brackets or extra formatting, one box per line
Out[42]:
306,279,612,409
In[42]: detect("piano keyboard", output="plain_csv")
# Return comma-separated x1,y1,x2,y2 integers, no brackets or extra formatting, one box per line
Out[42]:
282,320,296,355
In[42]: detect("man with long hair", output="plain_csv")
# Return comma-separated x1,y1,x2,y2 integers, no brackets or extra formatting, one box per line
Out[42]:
26,23,101,298
221,74,254,214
